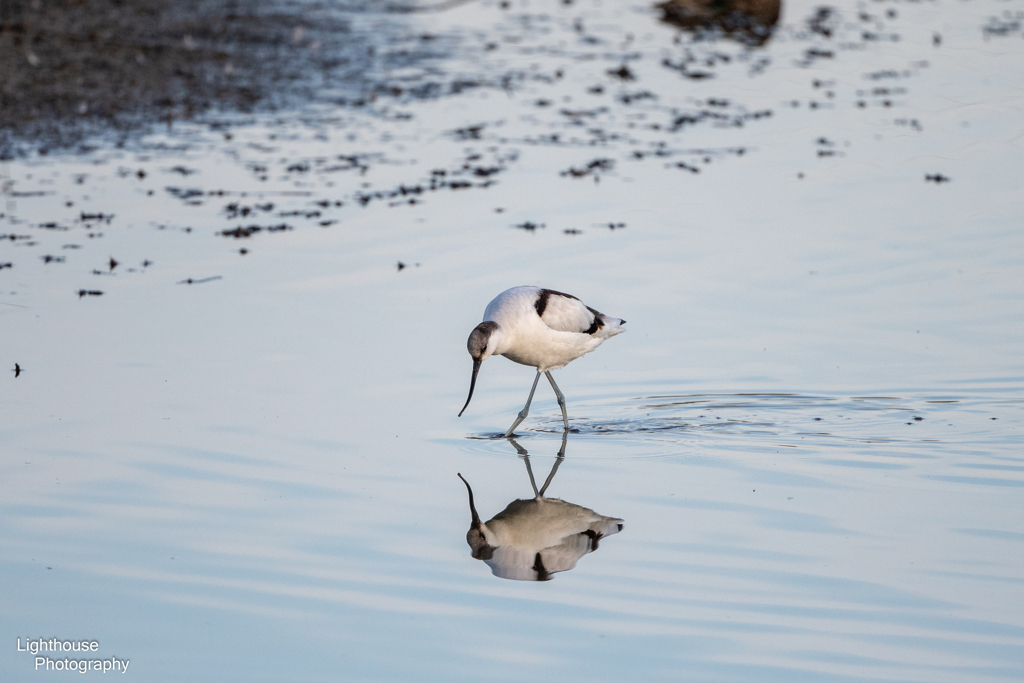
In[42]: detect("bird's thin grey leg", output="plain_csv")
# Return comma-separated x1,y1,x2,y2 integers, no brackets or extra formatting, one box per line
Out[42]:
545,371,570,432
505,370,542,437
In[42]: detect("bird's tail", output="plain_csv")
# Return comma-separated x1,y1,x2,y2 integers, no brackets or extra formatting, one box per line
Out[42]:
600,316,626,338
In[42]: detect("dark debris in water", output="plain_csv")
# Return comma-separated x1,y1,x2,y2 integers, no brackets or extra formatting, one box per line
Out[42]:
657,0,780,47
0,1,982,296
220,224,293,239
177,276,222,285
561,158,615,181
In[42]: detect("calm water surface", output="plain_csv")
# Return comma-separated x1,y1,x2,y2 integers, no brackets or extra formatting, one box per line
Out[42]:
2,0,1022,680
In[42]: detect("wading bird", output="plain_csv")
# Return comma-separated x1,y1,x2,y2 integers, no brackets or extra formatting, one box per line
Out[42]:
458,286,625,435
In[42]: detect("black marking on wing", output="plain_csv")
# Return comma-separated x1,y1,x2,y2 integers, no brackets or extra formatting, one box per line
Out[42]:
584,306,604,335
533,552,551,581
534,288,579,318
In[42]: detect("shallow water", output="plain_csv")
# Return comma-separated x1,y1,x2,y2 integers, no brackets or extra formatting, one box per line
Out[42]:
2,0,1023,680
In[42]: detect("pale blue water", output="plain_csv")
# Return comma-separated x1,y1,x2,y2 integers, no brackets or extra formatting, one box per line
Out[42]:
2,0,1023,680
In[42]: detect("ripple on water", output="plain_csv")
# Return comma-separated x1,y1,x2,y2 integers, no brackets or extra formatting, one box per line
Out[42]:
462,390,1023,477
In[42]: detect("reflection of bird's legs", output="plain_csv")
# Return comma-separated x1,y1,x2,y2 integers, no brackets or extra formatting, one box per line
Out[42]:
545,371,569,431
505,370,542,437
523,454,540,498
521,431,568,498
512,430,567,497
538,456,563,497
506,436,529,456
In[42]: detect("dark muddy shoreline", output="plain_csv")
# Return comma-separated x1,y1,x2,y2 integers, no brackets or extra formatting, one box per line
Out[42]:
0,0,455,157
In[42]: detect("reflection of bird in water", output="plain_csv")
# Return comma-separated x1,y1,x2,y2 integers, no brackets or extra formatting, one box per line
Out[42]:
459,286,625,436
457,435,624,581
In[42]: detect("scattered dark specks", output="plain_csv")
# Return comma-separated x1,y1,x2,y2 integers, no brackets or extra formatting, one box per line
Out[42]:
166,187,204,201
925,174,950,183
397,261,406,271
13,363,22,378
515,221,545,232
452,125,484,141
80,212,114,223
561,158,614,180
618,90,656,105
77,289,103,298
605,222,625,230
177,276,222,285
220,224,292,238
607,64,635,82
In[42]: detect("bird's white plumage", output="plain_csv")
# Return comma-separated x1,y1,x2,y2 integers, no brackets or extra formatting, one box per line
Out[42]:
460,286,625,434
482,285,624,372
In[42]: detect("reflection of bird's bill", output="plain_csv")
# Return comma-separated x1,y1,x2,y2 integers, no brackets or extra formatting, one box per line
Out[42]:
457,473,481,527
458,359,481,417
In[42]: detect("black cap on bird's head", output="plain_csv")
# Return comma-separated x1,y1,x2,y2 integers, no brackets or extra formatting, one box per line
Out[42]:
458,321,499,417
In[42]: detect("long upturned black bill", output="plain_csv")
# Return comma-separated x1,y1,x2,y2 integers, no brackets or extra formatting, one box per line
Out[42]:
458,359,481,417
